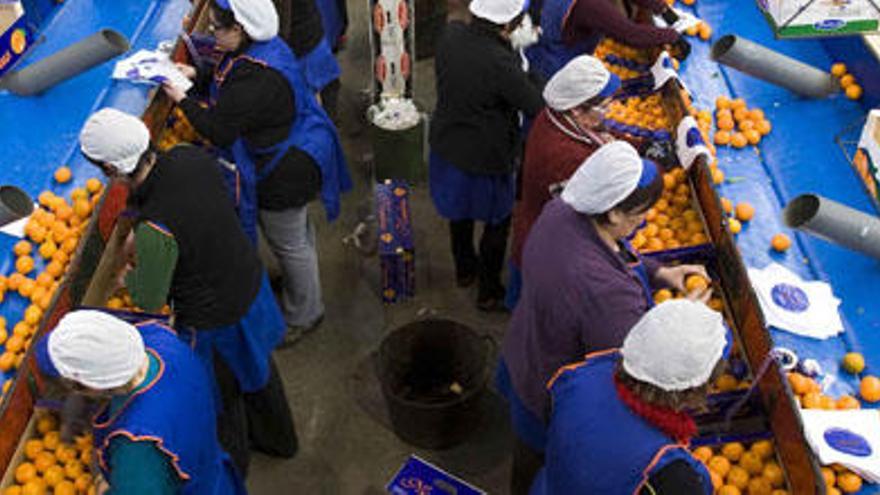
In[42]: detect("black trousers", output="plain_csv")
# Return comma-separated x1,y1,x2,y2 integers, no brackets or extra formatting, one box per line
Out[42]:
511,436,545,495
214,355,299,477
320,78,341,124
449,216,511,300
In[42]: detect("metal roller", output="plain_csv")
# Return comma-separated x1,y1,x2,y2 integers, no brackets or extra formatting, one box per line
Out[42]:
711,35,836,99
0,185,33,227
1,29,130,96
784,194,880,260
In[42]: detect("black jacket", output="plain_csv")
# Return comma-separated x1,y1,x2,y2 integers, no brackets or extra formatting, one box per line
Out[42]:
430,21,543,175
181,56,321,211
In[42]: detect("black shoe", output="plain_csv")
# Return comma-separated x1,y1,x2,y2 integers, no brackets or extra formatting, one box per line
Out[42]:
457,273,477,288
278,314,325,349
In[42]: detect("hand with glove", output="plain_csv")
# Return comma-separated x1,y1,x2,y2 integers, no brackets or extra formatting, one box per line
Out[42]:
671,36,691,61
650,51,679,90
675,116,712,170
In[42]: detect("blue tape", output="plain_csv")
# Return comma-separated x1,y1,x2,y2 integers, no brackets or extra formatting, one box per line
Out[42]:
638,159,658,188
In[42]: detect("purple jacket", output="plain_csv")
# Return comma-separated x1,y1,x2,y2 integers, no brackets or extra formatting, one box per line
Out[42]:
501,197,661,422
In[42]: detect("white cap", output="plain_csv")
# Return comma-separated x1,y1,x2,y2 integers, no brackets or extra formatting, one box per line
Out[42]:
469,0,528,24
79,108,151,175
561,141,644,214
621,300,727,391
222,0,279,41
47,310,147,390
543,55,619,111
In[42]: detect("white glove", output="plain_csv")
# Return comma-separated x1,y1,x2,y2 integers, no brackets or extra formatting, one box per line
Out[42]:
510,14,541,50
650,51,679,90
676,116,711,170
653,8,701,33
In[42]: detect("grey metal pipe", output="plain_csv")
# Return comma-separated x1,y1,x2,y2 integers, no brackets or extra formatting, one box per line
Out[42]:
711,35,836,99
0,29,129,96
783,194,880,260
0,186,33,227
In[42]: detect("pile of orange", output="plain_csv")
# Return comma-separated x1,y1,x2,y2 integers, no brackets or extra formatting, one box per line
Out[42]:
3,413,96,495
631,167,710,252
713,97,772,149
821,464,865,494
0,174,104,402
605,94,672,132
105,289,171,316
693,439,790,494
786,371,865,410
831,63,863,101
157,107,203,151
684,21,713,41
593,38,652,66
679,92,726,185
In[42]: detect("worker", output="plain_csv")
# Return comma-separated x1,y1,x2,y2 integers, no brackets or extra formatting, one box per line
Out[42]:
497,141,710,493
79,108,297,476
526,0,691,81
164,0,352,342
430,0,544,311
34,310,246,494
507,54,618,308
533,299,725,493
271,0,343,121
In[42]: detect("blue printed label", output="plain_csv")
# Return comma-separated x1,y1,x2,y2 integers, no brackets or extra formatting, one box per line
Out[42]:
814,19,846,31
771,283,810,312
824,428,872,457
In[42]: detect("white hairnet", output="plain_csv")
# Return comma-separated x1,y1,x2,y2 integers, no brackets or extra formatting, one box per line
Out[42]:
543,55,619,111
47,310,147,390
79,108,151,175
560,141,644,214
621,300,727,391
469,0,528,24
223,0,279,41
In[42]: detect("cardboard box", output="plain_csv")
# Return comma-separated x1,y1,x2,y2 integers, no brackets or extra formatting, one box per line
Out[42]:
758,0,880,38
377,180,415,304
0,1,31,78
386,455,486,495
852,109,880,210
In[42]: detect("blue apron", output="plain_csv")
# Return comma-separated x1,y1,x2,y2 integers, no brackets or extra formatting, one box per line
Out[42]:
178,273,285,395
496,358,548,452
316,0,346,50
93,321,246,495
301,38,341,92
623,239,655,310
525,0,597,80
210,37,352,242
531,351,713,495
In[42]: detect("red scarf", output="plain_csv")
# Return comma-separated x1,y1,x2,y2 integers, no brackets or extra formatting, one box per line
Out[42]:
614,375,697,443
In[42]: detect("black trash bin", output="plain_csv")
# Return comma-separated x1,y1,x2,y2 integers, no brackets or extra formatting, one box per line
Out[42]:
377,318,493,449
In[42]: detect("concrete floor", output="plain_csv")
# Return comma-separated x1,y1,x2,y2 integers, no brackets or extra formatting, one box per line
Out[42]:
246,2,514,493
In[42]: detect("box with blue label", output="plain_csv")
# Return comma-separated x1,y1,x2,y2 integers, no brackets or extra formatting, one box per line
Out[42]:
386,455,486,495
0,1,31,78
377,180,415,304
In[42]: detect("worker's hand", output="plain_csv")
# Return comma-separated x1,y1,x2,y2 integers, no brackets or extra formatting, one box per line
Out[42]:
685,285,713,304
95,474,110,495
675,116,712,170
671,37,691,61
655,264,710,293
175,63,197,80
650,51,680,91
162,81,188,103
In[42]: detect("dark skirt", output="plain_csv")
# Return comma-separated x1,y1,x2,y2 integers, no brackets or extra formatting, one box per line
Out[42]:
429,151,515,225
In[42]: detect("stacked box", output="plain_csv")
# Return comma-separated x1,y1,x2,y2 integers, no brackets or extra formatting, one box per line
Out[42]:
0,2,31,78
758,0,880,37
377,180,414,304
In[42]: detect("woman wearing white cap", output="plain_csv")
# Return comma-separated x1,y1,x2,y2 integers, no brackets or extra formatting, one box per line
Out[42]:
430,0,543,311
164,0,351,341
532,300,726,494
498,141,709,492
507,54,618,308
34,310,246,494
79,108,297,476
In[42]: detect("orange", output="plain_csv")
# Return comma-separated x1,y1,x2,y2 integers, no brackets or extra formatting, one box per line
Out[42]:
685,274,709,293
735,202,755,222
654,289,674,304
18,278,35,298
74,474,92,492
821,467,836,487
54,204,73,223
749,109,766,121
35,273,53,289
79,448,92,464
33,451,55,473
54,167,72,184
828,489,842,495
739,451,763,475
13,240,32,257
787,372,811,395
731,98,747,110
3,487,22,495
721,442,745,461
716,96,732,109
25,224,46,244
731,132,748,148
24,305,42,326
837,472,863,493
727,465,750,489
708,455,731,477
6,335,24,353
770,233,791,252
841,352,865,374
37,192,55,207
658,228,674,241
757,120,772,135
752,440,774,460
73,199,92,219
771,490,790,495
2,379,11,394
62,237,78,255
728,218,742,234
739,119,755,132
54,482,75,495
836,395,861,410
860,375,880,402
36,290,53,311
840,74,856,88
0,352,16,371
748,477,773,495
12,322,30,338
733,107,750,122
718,485,741,495
831,63,847,77
20,482,45,495
42,465,64,487
46,260,64,279
745,129,762,145
717,116,735,131
715,373,738,392
69,188,88,202
715,130,731,145
24,439,43,460
710,470,724,490
0,327,6,346
720,197,733,214
15,255,34,275
698,22,712,40
52,249,69,266
712,168,725,185
64,460,84,479
15,462,37,483
50,223,69,244
802,391,823,409
693,446,713,463
37,240,56,260
42,431,60,451
762,461,784,487
86,178,102,194
846,84,863,100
